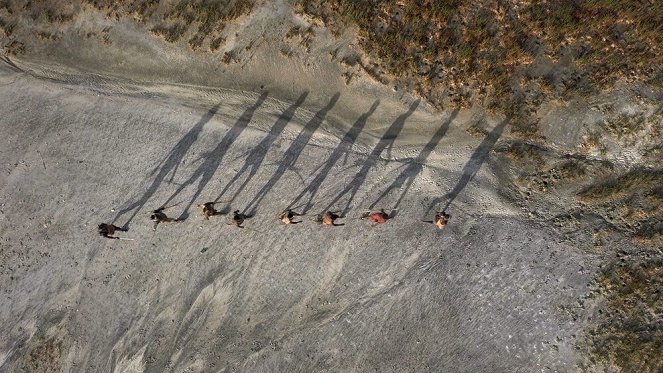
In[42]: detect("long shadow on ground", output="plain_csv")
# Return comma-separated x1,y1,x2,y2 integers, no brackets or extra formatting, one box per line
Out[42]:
162,92,268,220
425,118,509,216
112,103,220,228
323,100,420,216
287,99,379,214
368,109,458,210
214,92,308,206
242,93,340,215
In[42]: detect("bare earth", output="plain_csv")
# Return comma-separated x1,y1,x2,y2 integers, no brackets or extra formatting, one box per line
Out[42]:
0,57,597,373
0,1,659,372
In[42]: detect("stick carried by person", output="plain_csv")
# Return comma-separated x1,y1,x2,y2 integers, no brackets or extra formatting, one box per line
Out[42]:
160,200,184,211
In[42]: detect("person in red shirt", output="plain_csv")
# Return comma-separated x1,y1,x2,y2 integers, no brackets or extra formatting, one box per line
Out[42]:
363,209,390,225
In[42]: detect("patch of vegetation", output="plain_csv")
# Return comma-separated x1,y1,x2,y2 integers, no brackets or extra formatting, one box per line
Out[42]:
83,0,161,21
465,123,487,137
294,0,662,127
583,131,603,148
164,0,254,50
605,112,646,140
22,336,63,372
221,49,240,64
579,168,662,201
4,40,24,55
557,159,587,180
508,116,541,140
578,168,663,246
209,36,226,51
286,25,316,52
150,23,187,43
499,141,547,166
648,70,663,87
83,0,255,51
585,255,663,372
42,5,76,23
0,16,14,37
36,30,60,41
5,1,254,52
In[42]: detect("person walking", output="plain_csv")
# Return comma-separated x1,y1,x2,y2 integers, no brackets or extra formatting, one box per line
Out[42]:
315,211,344,226
434,211,450,229
98,223,128,239
279,209,303,225
228,210,250,228
362,209,390,225
150,207,182,231
197,202,221,220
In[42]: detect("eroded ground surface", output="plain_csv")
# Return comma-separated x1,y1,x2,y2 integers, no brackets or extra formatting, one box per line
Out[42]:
0,61,600,372
1,1,662,371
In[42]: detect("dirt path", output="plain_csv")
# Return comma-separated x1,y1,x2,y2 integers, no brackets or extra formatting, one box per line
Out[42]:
0,59,600,372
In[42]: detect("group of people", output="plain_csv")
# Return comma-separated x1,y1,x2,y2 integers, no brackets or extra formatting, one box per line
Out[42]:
98,203,451,239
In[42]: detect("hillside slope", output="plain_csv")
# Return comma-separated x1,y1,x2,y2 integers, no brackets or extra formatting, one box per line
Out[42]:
0,60,598,372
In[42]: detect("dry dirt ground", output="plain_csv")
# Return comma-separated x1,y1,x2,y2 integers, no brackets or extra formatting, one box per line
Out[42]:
0,1,660,372
0,54,599,373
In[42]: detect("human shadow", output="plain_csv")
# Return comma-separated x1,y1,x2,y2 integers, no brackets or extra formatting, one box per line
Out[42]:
426,118,509,215
324,100,420,216
242,92,340,215
214,92,308,206
112,103,220,228
369,109,458,210
162,92,269,220
287,99,380,214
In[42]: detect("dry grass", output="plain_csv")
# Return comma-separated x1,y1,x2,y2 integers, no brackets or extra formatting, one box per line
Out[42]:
576,168,663,371
587,257,663,372
4,40,24,55
294,0,662,128
83,0,255,51
286,25,316,52
557,159,587,180
578,168,663,201
499,141,549,166
22,337,63,372
1,0,255,52
578,168,663,246
605,112,646,140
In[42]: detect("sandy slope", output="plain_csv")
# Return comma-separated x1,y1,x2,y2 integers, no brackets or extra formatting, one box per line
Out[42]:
0,54,599,372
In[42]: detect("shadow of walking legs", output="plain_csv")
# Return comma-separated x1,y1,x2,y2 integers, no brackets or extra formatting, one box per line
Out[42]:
162,92,269,220
243,92,340,215
425,118,509,215
112,103,220,228
287,99,380,214
369,109,458,210
214,92,308,206
324,99,420,216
